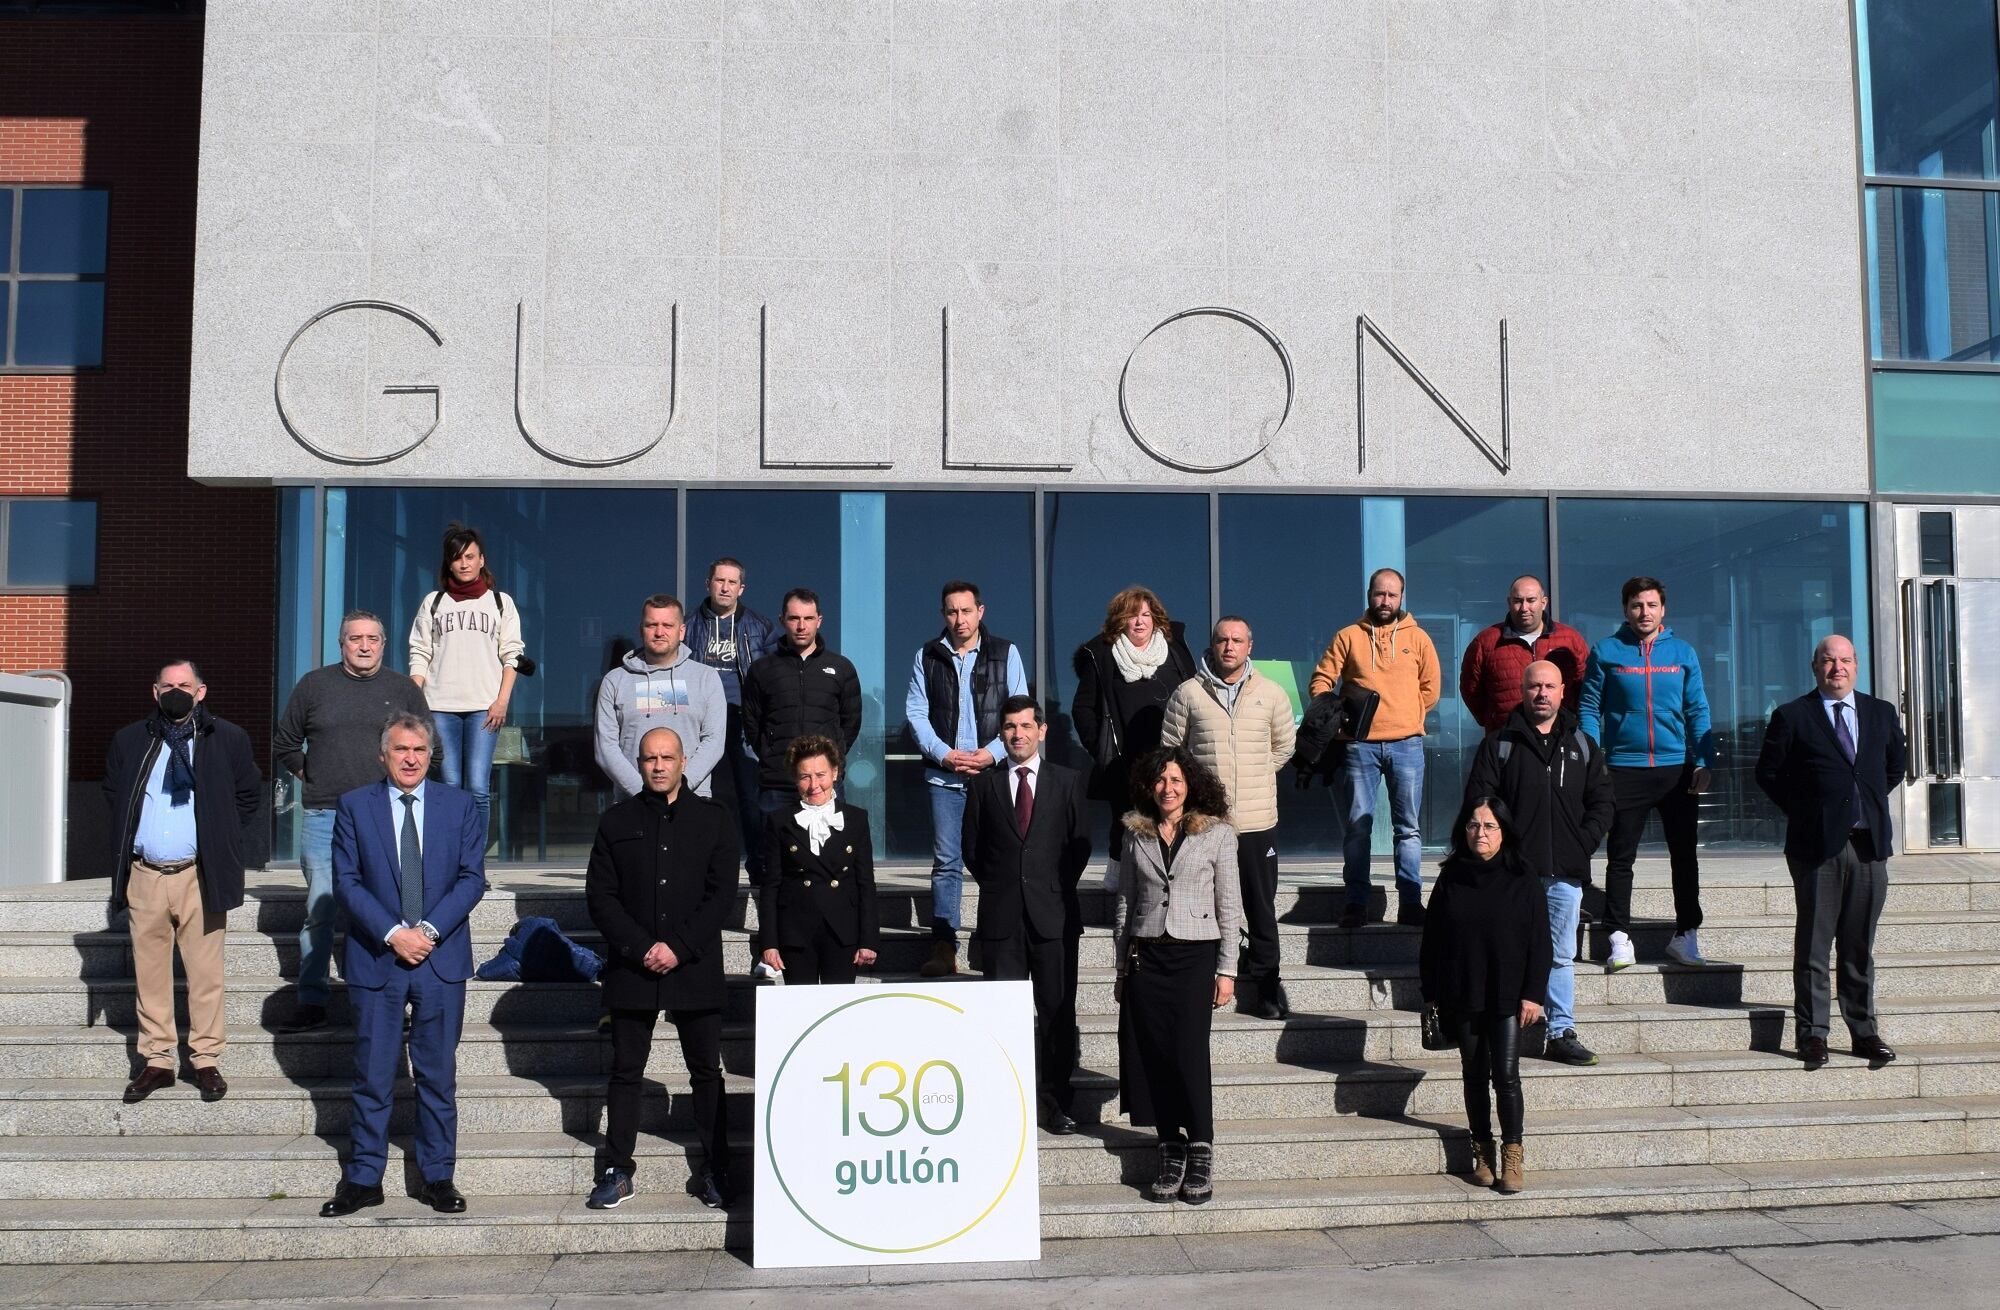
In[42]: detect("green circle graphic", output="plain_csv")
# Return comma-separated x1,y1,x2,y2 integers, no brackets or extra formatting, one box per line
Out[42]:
762,990,1029,1254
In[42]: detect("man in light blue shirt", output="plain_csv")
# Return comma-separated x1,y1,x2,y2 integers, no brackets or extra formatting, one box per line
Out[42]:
904,581,1027,976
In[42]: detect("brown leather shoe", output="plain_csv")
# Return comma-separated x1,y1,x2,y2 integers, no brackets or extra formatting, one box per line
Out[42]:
123,1067,173,1103
192,1066,228,1102
918,941,959,978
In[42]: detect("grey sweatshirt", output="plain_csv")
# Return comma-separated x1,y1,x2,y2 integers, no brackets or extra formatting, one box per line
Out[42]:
593,646,727,800
273,664,433,809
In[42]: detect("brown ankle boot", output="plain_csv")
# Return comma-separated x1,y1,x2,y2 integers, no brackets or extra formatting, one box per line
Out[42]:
1497,1142,1524,1194
919,941,959,977
1468,1138,1496,1187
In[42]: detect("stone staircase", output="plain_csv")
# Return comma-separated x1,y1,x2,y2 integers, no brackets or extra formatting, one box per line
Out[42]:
0,855,1997,1263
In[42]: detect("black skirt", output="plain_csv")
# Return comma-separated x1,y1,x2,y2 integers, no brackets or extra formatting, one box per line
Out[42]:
1118,937,1218,1140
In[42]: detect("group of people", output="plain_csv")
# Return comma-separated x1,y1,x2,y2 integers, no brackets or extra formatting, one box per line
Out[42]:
101,520,1909,1215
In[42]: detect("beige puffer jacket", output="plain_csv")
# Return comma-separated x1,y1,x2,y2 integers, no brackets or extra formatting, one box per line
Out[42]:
1160,662,1299,834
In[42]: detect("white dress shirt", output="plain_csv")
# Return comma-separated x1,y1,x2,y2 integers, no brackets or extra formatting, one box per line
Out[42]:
1006,753,1042,806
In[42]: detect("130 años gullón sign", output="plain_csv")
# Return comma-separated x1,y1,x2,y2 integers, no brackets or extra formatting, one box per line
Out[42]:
753,983,1040,1267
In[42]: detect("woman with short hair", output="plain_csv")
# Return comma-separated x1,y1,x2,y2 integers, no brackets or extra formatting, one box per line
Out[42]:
757,735,879,985
1112,746,1241,1206
1419,794,1552,1195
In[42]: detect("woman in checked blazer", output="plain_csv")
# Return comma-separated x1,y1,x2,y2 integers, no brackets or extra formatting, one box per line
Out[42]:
1112,746,1242,1207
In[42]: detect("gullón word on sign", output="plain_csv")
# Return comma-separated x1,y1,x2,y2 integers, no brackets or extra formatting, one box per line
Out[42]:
753,982,1040,1267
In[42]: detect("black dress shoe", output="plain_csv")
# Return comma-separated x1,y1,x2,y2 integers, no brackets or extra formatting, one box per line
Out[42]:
1041,1108,1078,1135
1799,1035,1828,1068
1270,984,1292,1019
192,1066,228,1102
122,1067,173,1103
1242,997,1284,1021
279,1004,328,1034
1853,1035,1897,1064
689,1170,730,1209
1339,904,1365,931
320,1180,384,1218
418,1179,467,1213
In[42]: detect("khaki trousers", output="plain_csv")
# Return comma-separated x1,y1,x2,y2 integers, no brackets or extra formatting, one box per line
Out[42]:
127,859,227,1069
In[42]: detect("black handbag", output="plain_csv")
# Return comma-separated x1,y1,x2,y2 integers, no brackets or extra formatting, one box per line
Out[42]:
1420,1003,1453,1051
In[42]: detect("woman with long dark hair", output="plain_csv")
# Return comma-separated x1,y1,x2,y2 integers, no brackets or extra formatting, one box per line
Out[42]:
1112,746,1241,1207
757,736,879,985
1071,586,1198,863
1419,793,1551,1195
408,522,524,843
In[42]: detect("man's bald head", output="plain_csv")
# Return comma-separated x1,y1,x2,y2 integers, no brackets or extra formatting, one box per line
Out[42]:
1812,634,1857,699
638,727,686,797
1521,660,1563,726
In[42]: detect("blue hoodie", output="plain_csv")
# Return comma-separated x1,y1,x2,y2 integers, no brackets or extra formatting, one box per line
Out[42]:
1579,623,1716,770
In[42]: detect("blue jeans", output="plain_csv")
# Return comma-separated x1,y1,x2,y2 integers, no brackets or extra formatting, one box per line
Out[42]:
1336,736,1426,907
297,808,338,1006
928,782,967,942
433,710,496,843
1543,877,1583,1037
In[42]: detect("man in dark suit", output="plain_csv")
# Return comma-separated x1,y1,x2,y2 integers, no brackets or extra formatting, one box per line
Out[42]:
322,712,487,1217
583,726,739,1211
1754,635,1908,1070
962,694,1093,1134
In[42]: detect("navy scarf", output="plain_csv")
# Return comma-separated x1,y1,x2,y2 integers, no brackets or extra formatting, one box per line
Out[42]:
156,712,197,805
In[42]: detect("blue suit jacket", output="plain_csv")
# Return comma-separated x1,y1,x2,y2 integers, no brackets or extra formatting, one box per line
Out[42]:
332,781,488,987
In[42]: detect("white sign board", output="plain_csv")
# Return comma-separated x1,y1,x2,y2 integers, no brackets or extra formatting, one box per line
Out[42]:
753,981,1041,1268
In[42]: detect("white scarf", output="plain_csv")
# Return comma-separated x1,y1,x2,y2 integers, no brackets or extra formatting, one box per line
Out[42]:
796,800,845,856
1111,631,1170,682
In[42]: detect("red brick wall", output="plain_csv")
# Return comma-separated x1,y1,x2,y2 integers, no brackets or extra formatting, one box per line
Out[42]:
0,16,276,782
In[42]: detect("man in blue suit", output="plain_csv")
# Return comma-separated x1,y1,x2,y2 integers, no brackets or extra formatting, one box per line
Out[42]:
321,711,487,1217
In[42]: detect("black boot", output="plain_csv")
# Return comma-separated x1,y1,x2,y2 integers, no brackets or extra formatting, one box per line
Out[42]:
1180,1141,1214,1205
1147,1141,1187,1203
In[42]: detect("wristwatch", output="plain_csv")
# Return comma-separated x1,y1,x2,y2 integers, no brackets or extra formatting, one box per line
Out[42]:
417,920,441,944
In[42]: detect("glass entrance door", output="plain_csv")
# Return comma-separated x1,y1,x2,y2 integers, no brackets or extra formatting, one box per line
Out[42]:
1896,507,2000,849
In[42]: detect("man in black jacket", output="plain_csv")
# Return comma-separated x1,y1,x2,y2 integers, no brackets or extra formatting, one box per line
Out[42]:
1754,635,1908,1070
962,696,1093,1133
1465,661,1613,1067
583,726,740,1211
103,660,262,1104
742,587,862,821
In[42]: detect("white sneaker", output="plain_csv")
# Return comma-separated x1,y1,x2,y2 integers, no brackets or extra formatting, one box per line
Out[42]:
1665,930,1705,966
1606,931,1636,972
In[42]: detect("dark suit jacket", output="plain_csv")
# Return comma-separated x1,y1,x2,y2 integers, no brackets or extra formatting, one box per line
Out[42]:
962,758,1093,941
331,780,488,987
103,710,262,915
1755,690,1908,868
757,804,880,951
586,788,739,1011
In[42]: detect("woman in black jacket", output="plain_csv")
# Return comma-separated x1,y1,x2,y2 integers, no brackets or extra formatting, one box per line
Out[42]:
1070,585,1199,863
1419,794,1551,1196
757,735,880,984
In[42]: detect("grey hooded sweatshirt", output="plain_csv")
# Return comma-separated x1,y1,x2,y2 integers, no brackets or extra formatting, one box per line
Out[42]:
593,646,727,800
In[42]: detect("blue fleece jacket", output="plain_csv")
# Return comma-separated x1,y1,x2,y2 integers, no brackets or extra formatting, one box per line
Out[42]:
1579,623,1716,770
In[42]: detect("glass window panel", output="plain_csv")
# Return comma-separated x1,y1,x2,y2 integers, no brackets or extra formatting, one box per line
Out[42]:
1859,0,2000,179
329,488,674,860
271,488,318,863
1873,368,2000,495
1043,492,1210,854
1219,494,1548,860
14,281,104,367
18,188,108,274
1557,499,1869,849
881,491,1036,862
0,196,12,272
3,499,96,588
1920,511,1957,574
1867,185,2000,362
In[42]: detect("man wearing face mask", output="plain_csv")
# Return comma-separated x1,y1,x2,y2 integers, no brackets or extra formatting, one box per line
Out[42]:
103,661,263,1104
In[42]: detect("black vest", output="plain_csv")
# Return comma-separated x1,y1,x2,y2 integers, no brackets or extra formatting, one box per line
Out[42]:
921,631,1013,752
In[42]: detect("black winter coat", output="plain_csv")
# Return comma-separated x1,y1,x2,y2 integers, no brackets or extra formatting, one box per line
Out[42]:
758,804,880,951
742,642,863,789
1419,851,1553,1015
1463,708,1614,883
1069,623,1197,802
103,709,263,915
585,789,739,1011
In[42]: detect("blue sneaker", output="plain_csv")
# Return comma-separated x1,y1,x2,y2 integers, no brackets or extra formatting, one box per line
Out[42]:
586,1167,634,1209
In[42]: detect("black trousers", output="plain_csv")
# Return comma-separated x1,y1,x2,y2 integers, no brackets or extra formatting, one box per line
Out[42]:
1790,830,1888,1041
984,926,1080,1114
1601,763,1703,934
778,922,859,986
1235,829,1281,1000
599,1007,727,1180
1454,1010,1524,1145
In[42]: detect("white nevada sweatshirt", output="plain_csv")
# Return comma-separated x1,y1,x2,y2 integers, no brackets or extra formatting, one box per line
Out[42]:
408,590,526,713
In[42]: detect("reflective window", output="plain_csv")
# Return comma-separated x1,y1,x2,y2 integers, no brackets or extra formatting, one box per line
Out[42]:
0,498,97,590
1858,0,2000,179
318,488,674,860
3,187,108,370
1220,494,1548,859
1866,185,2000,362
1920,511,1957,574
19,189,109,275
1557,499,1871,848
13,283,105,367
1872,369,2000,495
1043,492,1210,853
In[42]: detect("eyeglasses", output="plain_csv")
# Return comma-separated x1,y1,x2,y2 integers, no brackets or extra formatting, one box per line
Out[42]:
1464,821,1502,834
